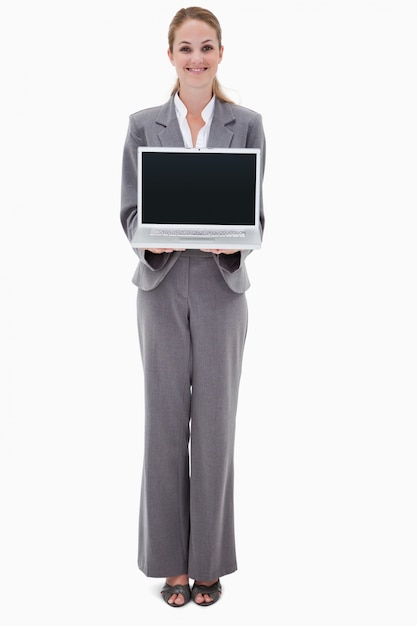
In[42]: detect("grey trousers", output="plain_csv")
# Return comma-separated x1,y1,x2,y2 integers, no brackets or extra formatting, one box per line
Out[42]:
136,251,248,580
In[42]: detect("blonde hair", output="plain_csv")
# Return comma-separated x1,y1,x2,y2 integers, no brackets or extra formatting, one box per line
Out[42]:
168,6,235,104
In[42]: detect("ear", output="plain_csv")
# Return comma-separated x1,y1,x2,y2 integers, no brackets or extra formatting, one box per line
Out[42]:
167,48,175,65
218,45,224,63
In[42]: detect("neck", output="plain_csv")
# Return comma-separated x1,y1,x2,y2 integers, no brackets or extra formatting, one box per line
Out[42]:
177,86,213,116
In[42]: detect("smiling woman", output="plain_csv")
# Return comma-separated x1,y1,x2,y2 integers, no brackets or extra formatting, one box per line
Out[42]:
120,5,266,609
168,16,224,111
166,9,232,149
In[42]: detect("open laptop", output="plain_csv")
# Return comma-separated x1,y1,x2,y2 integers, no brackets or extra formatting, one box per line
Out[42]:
131,146,262,250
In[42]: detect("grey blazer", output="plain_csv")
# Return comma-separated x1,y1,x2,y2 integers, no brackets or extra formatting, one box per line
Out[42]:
121,96,266,293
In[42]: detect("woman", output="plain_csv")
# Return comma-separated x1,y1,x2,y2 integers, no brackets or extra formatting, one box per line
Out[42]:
120,6,266,607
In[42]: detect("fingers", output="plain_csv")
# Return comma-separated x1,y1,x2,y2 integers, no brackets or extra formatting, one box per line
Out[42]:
200,249,239,255
145,248,185,253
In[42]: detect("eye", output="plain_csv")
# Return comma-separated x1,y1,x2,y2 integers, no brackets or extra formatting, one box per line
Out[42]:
179,46,191,53
202,45,214,52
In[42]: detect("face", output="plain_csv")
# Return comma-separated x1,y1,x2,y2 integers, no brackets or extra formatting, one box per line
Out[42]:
168,19,223,92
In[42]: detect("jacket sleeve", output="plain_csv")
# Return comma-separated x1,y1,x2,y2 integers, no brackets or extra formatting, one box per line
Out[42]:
120,115,172,271
217,111,266,274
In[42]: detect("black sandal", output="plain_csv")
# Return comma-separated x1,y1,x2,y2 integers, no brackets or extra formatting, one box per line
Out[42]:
160,582,191,607
191,579,222,606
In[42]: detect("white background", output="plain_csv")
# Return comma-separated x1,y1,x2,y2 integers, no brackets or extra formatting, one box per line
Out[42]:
1,0,416,623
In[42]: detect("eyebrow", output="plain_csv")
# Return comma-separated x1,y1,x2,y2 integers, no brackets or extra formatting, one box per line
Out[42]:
177,39,215,46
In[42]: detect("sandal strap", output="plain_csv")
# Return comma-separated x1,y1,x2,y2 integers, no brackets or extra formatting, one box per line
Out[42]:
192,579,222,597
161,583,191,603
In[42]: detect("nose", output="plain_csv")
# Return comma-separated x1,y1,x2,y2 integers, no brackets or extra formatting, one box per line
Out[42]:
190,50,204,64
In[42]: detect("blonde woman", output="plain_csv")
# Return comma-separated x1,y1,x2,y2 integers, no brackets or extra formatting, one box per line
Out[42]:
121,6,266,607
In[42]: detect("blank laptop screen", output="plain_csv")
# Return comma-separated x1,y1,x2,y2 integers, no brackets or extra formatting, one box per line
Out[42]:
139,150,258,226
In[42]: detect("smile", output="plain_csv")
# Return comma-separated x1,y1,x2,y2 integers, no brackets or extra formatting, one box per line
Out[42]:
187,68,207,73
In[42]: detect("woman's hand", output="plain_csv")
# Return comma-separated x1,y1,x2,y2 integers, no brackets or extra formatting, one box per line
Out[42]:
145,248,185,253
200,249,239,255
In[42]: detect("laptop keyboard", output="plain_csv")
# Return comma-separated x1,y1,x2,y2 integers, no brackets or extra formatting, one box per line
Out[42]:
150,229,246,238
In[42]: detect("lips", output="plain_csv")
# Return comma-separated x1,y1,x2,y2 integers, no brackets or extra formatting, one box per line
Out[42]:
187,67,207,73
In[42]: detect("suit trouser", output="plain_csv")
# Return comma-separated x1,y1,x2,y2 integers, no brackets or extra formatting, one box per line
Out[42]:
136,250,248,580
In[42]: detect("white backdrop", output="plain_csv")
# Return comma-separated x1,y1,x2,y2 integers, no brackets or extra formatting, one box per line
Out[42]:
1,1,416,624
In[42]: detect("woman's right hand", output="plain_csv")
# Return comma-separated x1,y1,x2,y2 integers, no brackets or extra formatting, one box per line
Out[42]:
145,248,179,253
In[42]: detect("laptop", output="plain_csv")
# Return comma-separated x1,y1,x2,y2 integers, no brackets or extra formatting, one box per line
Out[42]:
131,146,262,250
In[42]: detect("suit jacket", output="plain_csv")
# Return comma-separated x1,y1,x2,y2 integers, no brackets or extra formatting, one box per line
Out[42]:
121,96,266,293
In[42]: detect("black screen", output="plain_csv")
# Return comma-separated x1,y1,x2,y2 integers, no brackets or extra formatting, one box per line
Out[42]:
140,151,258,225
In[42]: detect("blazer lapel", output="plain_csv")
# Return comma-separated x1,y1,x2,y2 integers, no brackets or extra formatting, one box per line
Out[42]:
208,100,235,147
153,97,236,148
155,98,184,147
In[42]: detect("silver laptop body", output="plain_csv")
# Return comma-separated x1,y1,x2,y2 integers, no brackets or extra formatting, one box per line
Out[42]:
131,146,262,250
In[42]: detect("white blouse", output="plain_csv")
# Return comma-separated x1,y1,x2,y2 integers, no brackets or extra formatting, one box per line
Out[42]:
174,92,215,148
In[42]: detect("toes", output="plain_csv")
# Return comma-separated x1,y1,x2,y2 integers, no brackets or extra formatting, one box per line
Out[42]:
169,594,185,606
194,592,213,604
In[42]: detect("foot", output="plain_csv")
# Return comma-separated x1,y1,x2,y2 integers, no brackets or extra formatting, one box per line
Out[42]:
164,574,189,606
192,578,222,605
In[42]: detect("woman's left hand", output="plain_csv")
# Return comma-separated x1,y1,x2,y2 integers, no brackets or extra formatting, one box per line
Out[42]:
200,249,239,255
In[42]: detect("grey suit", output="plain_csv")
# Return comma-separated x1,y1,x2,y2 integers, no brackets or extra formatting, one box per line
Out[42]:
121,96,266,580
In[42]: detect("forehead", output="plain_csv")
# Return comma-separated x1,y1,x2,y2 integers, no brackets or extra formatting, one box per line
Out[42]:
173,18,218,44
